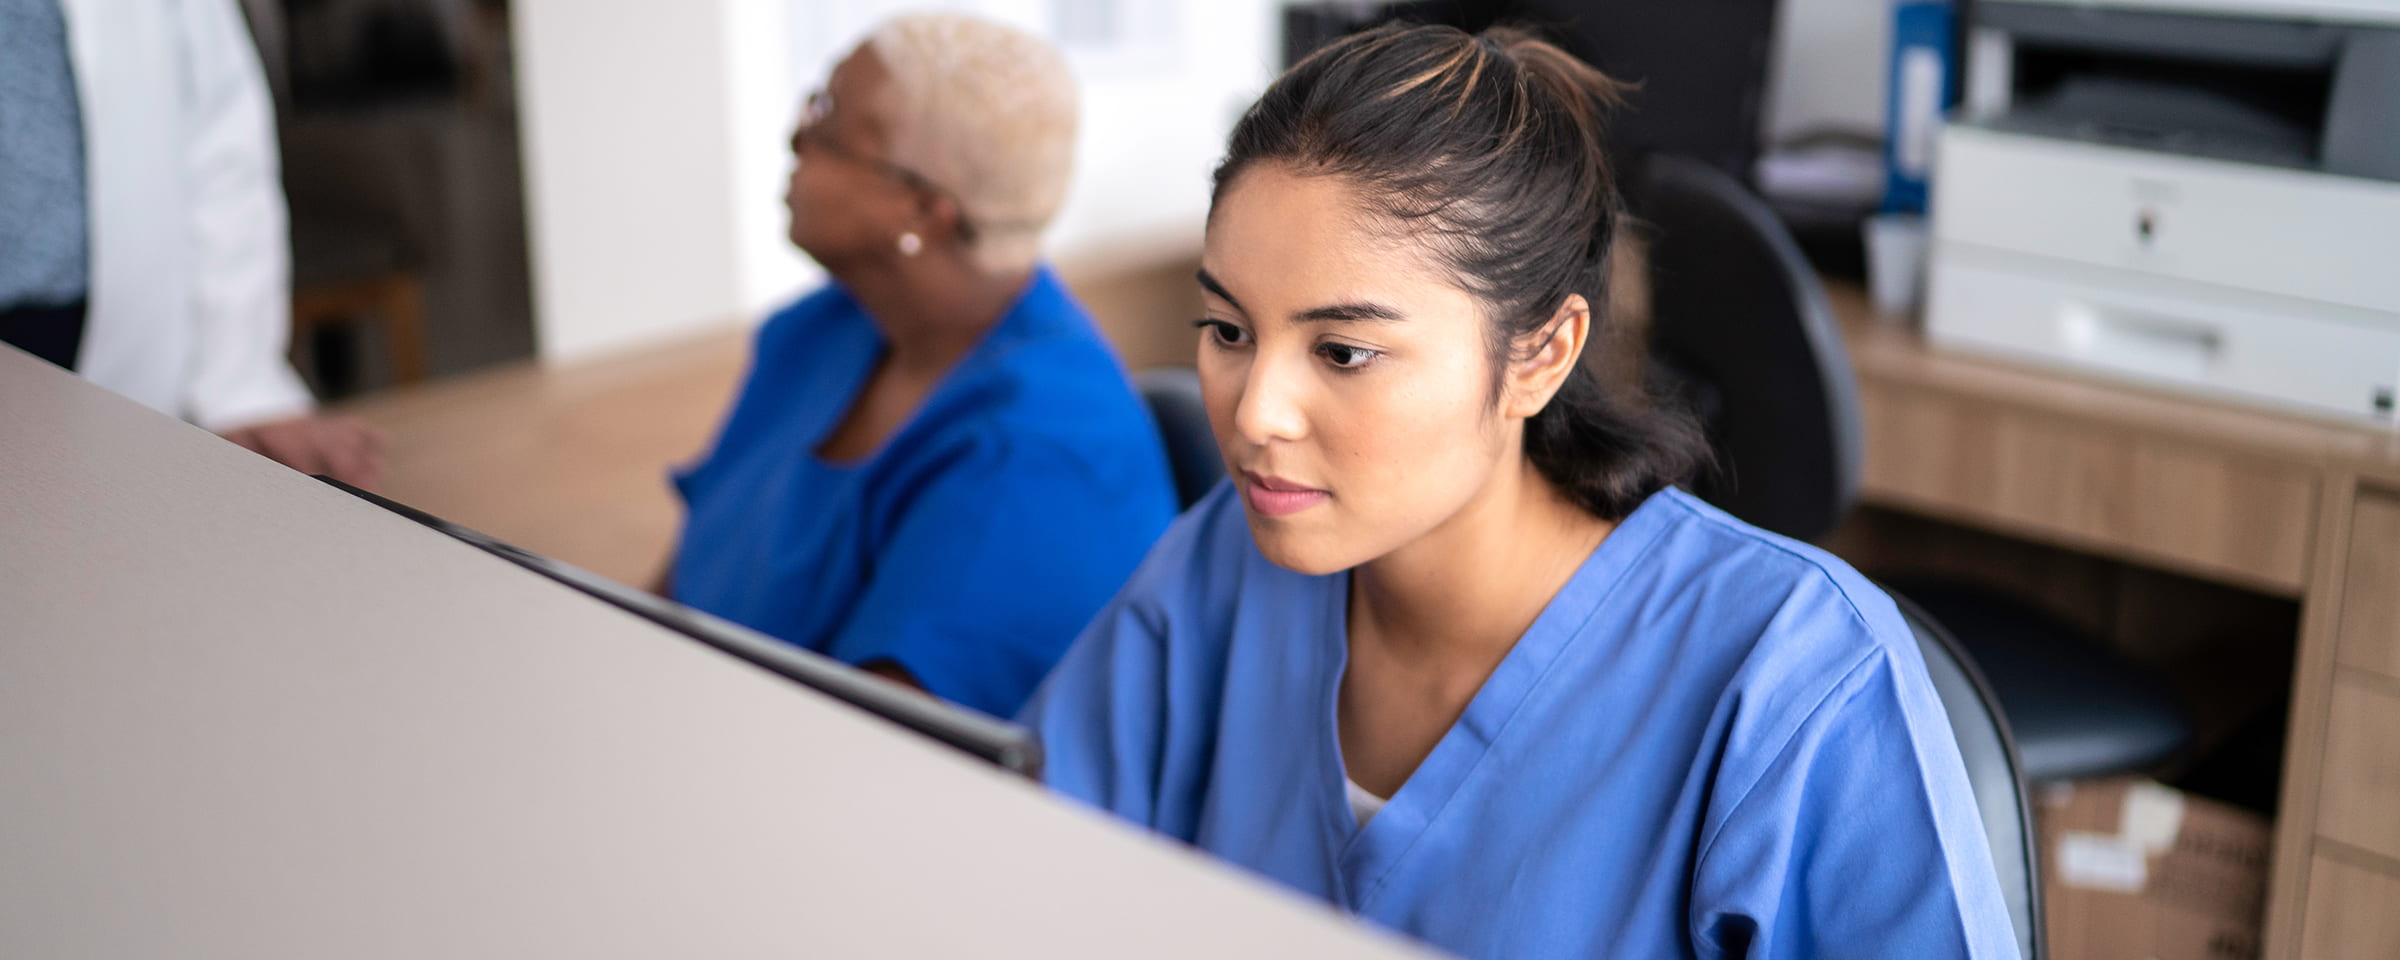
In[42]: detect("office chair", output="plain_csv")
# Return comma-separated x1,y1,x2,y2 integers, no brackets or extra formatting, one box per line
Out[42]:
1134,367,1225,510
1892,586,2046,960
1634,150,2191,784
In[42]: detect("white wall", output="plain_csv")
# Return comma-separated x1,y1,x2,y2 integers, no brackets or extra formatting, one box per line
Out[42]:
1041,1,1280,269
513,0,805,363
516,0,725,361
722,1,816,323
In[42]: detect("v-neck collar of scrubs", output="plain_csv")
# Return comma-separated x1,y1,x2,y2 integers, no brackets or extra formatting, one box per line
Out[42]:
805,269,1062,470
1315,491,1682,913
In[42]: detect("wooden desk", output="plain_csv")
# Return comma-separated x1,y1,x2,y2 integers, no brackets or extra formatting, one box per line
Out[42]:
1831,282,2400,960
0,346,1433,959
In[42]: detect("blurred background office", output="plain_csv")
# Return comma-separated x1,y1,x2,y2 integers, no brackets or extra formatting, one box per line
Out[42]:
315,0,1916,579
284,0,1918,387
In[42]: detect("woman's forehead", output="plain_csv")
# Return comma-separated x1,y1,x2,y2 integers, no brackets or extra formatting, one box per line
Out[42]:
1204,166,1469,317
824,47,893,133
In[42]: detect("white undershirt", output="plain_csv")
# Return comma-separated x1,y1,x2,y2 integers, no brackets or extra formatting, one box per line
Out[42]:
1345,777,1389,825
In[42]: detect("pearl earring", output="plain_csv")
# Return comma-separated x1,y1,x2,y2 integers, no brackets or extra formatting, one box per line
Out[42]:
897,232,923,257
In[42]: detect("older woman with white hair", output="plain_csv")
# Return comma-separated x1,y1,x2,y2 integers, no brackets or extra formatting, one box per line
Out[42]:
665,13,1177,718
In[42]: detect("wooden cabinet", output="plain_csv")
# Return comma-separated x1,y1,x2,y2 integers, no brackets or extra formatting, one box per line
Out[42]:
2316,673,2400,863
2334,494,2400,684
2291,489,2400,960
2301,855,2400,960
1831,281,2400,960
1856,379,2317,596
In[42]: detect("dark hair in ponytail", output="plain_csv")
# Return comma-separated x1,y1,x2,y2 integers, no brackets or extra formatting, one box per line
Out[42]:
1211,23,1710,520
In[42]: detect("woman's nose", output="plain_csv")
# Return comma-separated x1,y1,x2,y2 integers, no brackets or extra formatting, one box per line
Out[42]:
1231,352,1308,447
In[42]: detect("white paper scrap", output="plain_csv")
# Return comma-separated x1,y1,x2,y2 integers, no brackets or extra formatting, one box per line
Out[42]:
2057,831,2149,893
2121,782,2188,854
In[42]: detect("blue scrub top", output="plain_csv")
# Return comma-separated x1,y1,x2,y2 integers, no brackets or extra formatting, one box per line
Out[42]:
1023,484,2019,959
672,268,1178,718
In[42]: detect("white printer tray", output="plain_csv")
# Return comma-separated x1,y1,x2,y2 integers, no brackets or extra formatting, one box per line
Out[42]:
1928,126,2400,425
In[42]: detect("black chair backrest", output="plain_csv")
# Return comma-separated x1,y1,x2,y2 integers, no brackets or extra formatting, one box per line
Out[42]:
1889,586,2045,960
1636,153,1862,543
1638,155,2037,955
1134,367,1225,510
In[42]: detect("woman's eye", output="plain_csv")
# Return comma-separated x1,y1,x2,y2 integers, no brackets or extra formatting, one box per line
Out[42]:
1317,342,1379,369
1195,319,1251,347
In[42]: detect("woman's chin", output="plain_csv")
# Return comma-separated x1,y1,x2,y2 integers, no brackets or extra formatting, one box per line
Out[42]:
1246,521,1363,578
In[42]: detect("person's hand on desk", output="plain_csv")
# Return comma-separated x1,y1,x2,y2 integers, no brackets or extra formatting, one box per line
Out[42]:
220,415,389,491
863,660,926,693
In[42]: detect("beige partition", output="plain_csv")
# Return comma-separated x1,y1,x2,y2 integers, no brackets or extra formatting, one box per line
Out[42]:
0,346,1434,959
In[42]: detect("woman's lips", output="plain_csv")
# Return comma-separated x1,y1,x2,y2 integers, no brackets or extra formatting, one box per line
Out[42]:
1242,471,1329,517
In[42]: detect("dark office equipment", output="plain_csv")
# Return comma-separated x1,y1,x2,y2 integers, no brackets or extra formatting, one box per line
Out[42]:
1281,1,1383,75
315,476,1045,777
1136,367,1225,510
1636,150,2193,783
0,302,87,371
2171,696,2289,818
1640,153,1859,540
1875,578,2193,781
1281,1,1782,183
1892,587,2044,960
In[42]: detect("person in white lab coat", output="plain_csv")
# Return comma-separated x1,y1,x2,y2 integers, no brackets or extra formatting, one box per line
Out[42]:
1,0,383,486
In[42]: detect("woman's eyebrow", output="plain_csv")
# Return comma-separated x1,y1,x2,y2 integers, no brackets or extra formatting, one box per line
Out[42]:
1296,302,1405,324
1196,268,1243,311
1197,268,1405,324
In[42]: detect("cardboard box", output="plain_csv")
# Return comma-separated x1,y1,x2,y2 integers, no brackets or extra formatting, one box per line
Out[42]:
2038,778,2272,960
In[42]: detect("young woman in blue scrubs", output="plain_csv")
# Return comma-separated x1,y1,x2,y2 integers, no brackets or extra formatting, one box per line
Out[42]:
1022,24,2018,958
667,15,1177,719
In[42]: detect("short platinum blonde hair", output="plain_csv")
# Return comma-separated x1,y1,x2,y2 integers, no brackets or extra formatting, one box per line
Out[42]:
866,13,1078,273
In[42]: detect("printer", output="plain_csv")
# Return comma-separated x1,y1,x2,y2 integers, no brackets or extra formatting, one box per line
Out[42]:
1926,0,2400,425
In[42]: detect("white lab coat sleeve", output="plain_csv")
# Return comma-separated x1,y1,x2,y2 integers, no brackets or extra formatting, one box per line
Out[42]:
176,0,312,430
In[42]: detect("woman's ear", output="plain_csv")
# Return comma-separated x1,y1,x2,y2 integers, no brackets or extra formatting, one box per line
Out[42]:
1503,294,1590,420
919,191,966,245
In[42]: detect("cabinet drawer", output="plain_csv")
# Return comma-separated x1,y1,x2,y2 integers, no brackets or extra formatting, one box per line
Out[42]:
2301,854,2400,960
2335,493,2400,683
2316,673,2400,863
1857,381,2316,594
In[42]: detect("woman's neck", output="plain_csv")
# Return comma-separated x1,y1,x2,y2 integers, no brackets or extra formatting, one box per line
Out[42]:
1337,453,1614,795
1349,455,1614,672
837,254,1034,373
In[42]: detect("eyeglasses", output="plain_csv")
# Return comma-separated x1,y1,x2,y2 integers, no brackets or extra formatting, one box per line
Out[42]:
795,90,982,242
